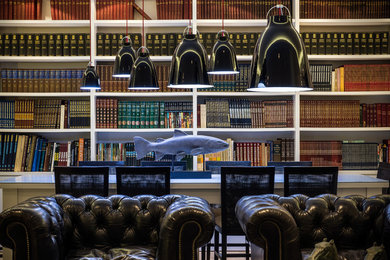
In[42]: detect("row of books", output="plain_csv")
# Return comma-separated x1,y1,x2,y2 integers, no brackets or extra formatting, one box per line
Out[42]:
200,138,295,170
300,0,390,19
0,133,90,172
96,64,191,92
302,32,389,55
0,99,90,129
50,0,90,20
300,101,390,127
96,99,193,129
96,0,134,20
0,33,90,56
310,64,333,92
201,99,293,128
156,0,192,19
1,69,83,93
196,0,292,19
300,140,388,169
0,0,42,20
97,33,141,57
97,32,262,56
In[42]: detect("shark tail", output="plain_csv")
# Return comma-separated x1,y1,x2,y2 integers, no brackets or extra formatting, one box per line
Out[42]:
134,136,151,160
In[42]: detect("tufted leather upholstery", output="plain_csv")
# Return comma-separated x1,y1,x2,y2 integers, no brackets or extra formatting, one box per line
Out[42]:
235,194,390,260
0,194,215,260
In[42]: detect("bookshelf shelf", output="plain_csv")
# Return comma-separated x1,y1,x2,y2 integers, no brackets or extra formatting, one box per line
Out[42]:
300,127,390,132
197,128,295,132
308,55,390,61
196,92,295,97
0,129,91,133
94,92,193,97
299,19,390,26
196,19,268,27
300,91,390,96
95,20,191,28
0,56,90,63
95,56,173,62
0,20,90,27
0,92,91,97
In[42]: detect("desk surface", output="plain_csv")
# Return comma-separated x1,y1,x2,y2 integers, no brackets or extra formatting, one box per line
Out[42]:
0,172,387,188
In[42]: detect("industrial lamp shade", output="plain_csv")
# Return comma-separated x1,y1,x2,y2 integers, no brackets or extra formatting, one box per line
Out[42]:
113,36,137,78
248,5,313,92
209,30,239,75
128,47,159,90
80,64,101,90
168,26,213,88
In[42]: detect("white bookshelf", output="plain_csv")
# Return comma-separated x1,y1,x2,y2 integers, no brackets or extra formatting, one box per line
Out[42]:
0,0,389,172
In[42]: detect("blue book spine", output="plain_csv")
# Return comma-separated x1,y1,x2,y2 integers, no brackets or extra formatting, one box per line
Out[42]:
31,137,42,172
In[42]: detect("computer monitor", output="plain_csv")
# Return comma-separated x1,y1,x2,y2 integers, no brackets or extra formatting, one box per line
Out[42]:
205,161,252,174
267,161,313,174
140,161,187,171
78,161,125,175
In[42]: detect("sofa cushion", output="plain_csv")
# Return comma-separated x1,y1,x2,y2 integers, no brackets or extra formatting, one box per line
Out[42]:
66,245,156,260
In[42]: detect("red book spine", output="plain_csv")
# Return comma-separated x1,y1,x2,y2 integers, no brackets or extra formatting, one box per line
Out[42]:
37,0,42,19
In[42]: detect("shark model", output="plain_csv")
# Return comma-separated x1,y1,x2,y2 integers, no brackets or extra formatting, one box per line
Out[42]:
134,129,229,161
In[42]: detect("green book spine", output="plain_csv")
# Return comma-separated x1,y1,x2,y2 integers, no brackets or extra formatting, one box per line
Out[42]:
26,34,34,56
77,34,85,56
55,34,63,56
86,34,90,56
159,101,165,128
346,33,353,55
34,34,41,56
168,33,176,56
103,34,111,56
41,34,48,56
331,33,338,55
11,34,18,56
160,33,168,56
0,34,3,56
132,33,141,52
374,32,381,54
248,33,257,54
310,33,318,55
382,32,389,54
140,101,146,128
360,33,367,55
18,34,26,56
63,34,70,56
154,101,159,128
146,34,154,55
48,34,55,56
70,34,77,56
3,34,11,56
153,33,161,56
317,33,325,55
325,33,332,55
97,33,104,56
131,102,136,128
303,33,311,54
338,33,346,55
110,34,118,56
241,33,249,55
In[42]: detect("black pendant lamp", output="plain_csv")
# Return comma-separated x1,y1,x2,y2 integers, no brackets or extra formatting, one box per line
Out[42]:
128,0,159,90
248,5,313,92
112,35,136,78
128,47,159,89
81,0,101,90
208,0,239,75
168,26,213,88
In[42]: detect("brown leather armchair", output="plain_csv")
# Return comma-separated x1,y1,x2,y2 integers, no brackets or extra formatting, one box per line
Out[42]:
235,194,390,260
0,194,215,260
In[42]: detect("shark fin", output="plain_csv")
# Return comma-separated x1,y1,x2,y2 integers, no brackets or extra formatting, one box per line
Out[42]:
155,151,165,161
155,138,165,143
133,136,151,160
173,129,188,138
176,152,187,161
190,147,204,156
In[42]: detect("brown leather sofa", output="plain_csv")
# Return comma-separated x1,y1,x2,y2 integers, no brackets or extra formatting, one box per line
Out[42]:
235,194,390,260
0,194,215,260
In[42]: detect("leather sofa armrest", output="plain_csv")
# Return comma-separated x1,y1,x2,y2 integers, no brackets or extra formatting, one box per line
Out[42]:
235,195,302,260
157,196,215,260
0,196,64,260
384,204,390,258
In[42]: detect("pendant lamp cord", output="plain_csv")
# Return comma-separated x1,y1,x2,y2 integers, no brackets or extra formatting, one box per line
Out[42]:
89,0,92,63
222,0,224,32
188,0,191,34
126,18,128,36
278,0,282,16
142,0,145,52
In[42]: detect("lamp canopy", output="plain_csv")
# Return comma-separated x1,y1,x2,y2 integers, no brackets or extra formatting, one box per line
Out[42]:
80,63,101,90
209,30,239,75
248,5,313,92
128,47,160,90
168,26,213,89
113,36,137,78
